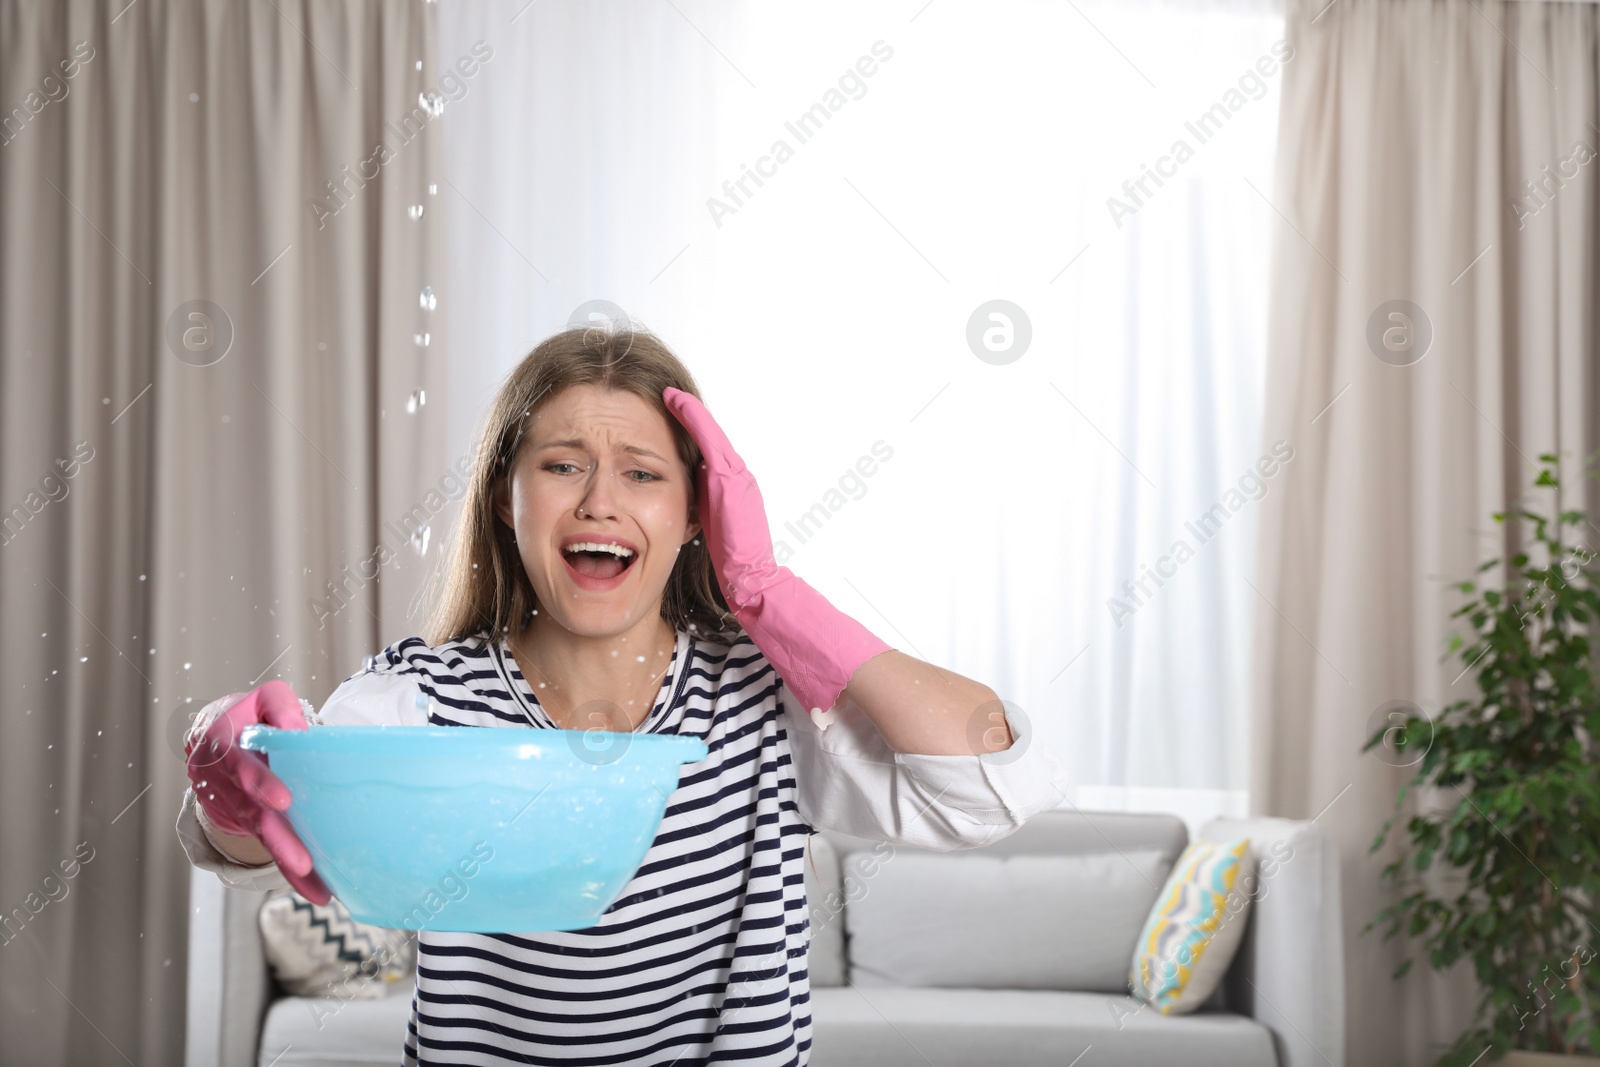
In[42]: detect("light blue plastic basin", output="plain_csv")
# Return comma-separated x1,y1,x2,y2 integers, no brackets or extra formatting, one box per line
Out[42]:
237,724,707,933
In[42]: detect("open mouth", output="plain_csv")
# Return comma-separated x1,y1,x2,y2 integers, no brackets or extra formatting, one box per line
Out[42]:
561,541,639,582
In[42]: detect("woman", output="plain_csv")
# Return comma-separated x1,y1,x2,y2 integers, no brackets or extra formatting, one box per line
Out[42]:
177,324,1068,1066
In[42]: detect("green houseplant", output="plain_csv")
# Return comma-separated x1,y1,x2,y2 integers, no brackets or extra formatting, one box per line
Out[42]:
1366,453,1600,1066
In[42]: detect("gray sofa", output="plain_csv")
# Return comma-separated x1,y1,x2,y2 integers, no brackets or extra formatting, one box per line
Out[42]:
185,810,1344,1067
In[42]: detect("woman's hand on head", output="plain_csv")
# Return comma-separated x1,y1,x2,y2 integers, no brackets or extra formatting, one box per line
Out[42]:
661,386,782,610
185,679,332,904
662,386,892,724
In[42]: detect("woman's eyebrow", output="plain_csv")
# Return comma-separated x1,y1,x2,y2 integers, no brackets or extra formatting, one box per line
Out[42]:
533,437,668,462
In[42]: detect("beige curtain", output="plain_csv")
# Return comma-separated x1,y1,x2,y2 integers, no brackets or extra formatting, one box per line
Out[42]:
0,2,449,1063
1250,0,1598,1064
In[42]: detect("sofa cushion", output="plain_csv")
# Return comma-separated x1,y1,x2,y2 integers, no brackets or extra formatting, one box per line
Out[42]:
258,889,416,999
843,847,1172,991
258,991,412,1067
1131,835,1254,1013
808,986,1277,1067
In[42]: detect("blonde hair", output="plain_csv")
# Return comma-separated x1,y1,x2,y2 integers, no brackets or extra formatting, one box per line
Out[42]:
423,324,740,648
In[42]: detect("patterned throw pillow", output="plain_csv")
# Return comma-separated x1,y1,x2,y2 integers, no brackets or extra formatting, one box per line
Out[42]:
1128,836,1253,1013
258,889,417,999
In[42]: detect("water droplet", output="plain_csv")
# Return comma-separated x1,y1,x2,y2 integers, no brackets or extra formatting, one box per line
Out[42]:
183,662,192,670
410,524,431,556
79,656,87,663
414,59,422,71
408,204,425,221
428,183,438,196
413,331,431,347
419,286,436,312
406,389,427,413
418,90,444,117
139,575,146,581
636,655,646,663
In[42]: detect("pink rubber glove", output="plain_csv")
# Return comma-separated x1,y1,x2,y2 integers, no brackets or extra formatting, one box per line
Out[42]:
185,679,332,904
664,387,892,723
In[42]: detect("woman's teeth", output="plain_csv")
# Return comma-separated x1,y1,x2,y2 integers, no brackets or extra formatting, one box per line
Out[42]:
563,542,636,581
563,542,635,559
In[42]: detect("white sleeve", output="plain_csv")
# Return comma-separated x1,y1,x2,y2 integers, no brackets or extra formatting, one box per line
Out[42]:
311,670,432,727
175,786,292,892
781,676,1071,851
175,672,431,891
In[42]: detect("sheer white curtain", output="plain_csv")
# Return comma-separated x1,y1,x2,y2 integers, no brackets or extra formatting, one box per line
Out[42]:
436,0,1283,832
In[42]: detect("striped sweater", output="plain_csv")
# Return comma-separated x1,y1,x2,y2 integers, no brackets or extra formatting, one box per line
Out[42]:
177,625,1070,1065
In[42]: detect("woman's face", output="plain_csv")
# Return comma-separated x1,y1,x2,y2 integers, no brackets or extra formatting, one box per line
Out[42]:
493,384,700,639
